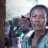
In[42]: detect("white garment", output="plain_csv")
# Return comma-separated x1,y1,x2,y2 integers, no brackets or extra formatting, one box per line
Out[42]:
46,26,48,29
13,27,17,31
25,30,34,37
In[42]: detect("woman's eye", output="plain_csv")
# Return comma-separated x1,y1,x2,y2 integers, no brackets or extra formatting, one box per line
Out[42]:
41,16,45,18
40,16,45,18
32,15,36,17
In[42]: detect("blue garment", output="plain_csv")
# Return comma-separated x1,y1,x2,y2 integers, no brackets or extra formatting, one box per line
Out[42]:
21,29,48,48
38,34,48,48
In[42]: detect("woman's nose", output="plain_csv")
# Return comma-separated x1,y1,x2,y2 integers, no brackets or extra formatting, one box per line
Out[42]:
35,16,40,22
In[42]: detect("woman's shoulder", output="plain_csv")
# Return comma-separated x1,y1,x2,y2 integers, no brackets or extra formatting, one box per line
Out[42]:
43,29,48,40
45,33,48,39
37,33,48,48
41,33,48,42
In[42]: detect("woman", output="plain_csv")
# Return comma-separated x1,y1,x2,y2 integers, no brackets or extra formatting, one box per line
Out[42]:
29,5,48,48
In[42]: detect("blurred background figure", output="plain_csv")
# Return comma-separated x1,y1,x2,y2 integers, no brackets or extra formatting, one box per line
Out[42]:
4,21,11,48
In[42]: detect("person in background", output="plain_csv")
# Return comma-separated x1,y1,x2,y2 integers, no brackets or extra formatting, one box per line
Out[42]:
29,5,48,48
4,21,11,48
12,18,20,37
17,17,34,48
9,21,13,46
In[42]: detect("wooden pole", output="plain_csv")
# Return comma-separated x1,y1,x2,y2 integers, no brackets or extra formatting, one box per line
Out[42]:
0,0,6,48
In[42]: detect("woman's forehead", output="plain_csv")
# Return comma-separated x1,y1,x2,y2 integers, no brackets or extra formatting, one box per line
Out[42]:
32,8,45,12
31,8,47,15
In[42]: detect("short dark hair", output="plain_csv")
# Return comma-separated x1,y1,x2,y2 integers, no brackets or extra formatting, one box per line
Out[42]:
30,5,48,18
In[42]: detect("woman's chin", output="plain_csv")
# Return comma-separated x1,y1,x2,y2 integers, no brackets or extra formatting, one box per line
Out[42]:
35,28,42,31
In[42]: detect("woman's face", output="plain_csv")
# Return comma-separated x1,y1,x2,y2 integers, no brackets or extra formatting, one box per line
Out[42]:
30,9,47,31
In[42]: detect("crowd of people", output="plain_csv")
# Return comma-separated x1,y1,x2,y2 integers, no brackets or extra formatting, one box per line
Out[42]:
5,5,48,48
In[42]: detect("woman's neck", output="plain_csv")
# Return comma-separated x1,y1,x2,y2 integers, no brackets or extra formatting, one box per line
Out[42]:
34,30,45,37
